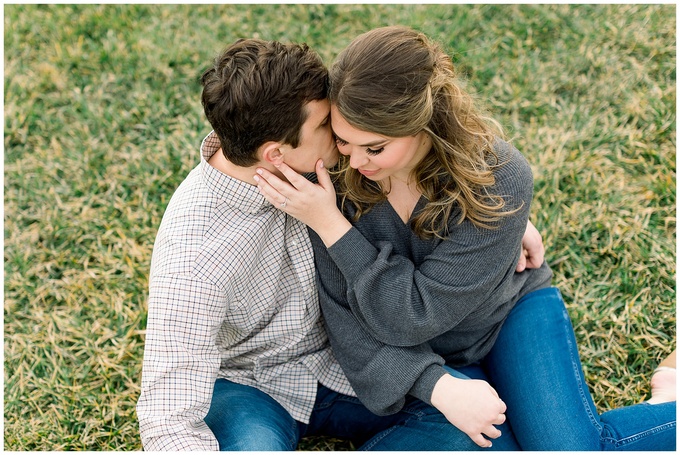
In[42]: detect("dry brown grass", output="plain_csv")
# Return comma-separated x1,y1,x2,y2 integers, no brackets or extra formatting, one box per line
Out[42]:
5,4,675,450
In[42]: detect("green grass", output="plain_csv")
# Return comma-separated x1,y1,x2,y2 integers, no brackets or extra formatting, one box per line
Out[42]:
4,4,675,451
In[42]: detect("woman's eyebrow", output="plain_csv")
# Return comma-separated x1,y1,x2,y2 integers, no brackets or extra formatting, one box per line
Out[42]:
333,131,387,147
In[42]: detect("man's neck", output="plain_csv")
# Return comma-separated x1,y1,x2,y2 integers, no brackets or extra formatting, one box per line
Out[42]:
208,148,270,186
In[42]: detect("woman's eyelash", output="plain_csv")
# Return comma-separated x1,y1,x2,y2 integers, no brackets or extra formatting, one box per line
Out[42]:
335,136,384,155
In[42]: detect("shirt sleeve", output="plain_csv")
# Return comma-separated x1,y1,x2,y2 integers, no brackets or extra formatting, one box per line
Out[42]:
324,144,534,348
312,236,454,414
136,273,226,451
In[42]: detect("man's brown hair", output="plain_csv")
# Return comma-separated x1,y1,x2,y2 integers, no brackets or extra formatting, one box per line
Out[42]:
201,39,328,167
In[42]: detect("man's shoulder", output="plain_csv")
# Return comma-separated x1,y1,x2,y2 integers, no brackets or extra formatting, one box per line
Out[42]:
150,164,218,272
152,195,278,286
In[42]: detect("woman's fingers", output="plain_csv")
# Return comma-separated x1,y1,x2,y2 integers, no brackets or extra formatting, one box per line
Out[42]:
314,159,334,191
255,161,325,203
254,165,303,210
484,425,502,439
271,161,311,190
468,424,502,449
255,167,290,194
254,176,287,208
468,431,493,448
253,169,281,192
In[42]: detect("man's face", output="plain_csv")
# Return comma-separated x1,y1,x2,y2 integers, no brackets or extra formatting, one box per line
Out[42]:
279,99,339,173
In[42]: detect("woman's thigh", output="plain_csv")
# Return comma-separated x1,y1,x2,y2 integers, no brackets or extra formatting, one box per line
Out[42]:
483,287,600,449
204,378,299,451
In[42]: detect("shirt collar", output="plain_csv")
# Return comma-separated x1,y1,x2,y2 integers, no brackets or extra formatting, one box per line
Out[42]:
200,131,272,215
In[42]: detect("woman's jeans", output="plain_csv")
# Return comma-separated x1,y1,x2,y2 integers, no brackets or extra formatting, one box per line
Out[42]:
204,375,520,451
205,286,675,451
481,286,676,451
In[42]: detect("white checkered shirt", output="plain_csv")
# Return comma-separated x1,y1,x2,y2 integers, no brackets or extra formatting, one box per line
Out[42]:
136,132,354,451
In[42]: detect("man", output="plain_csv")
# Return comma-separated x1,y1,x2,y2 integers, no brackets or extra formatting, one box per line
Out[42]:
136,38,544,451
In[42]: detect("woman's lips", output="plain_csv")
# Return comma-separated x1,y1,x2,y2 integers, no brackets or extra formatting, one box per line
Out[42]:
358,168,379,177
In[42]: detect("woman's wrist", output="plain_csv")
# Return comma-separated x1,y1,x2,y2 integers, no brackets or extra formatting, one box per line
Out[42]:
431,373,460,409
313,213,352,247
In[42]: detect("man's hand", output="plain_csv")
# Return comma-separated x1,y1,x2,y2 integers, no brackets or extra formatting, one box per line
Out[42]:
430,374,507,448
516,220,545,272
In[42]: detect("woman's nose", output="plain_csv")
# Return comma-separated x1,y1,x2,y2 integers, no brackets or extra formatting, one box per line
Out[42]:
348,148,368,169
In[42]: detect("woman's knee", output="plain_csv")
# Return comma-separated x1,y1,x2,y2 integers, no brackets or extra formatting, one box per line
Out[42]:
508,287,569,330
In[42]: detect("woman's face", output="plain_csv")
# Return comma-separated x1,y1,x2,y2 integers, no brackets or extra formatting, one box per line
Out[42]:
330,105,431,183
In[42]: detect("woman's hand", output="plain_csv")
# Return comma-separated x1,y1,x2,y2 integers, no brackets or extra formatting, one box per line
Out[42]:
516,220,545,272
430,374,507,448
254,159,352,247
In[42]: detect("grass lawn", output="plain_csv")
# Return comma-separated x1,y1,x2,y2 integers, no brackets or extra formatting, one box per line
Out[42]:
4,4,675,450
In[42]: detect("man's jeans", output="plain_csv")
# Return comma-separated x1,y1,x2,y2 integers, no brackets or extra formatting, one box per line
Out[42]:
205,379,518,451
481,286,676,451
204,374,519,451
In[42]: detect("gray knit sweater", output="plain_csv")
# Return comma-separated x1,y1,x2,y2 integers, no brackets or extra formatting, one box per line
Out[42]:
309,139,553,416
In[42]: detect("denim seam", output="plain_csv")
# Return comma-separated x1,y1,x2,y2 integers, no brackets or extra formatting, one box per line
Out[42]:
360,425,395,451
561,299,603,435
312,393,365,412
606,421,677,449
290,420,300,449
359,408,427,451
314,393,425,416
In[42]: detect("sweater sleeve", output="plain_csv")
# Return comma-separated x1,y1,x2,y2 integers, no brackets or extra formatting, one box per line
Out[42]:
325,142,534,347
311,231,462,414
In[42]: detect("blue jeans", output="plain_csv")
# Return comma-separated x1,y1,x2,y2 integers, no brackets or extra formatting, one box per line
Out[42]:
481,287,676,451
204,376,520,451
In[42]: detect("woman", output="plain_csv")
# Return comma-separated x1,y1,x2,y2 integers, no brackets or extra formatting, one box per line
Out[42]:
254,26,676,450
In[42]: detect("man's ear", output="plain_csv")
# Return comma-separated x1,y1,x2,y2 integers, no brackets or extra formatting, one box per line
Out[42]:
260,141,284,166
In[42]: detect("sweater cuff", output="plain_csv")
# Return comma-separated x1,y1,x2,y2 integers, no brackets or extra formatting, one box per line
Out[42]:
327,227,379,285
408,364,448,406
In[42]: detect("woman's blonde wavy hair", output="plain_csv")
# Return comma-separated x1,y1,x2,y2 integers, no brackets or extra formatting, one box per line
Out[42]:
329,26,514,239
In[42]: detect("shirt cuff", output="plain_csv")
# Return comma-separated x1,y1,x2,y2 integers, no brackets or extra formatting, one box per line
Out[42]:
408,364,448,406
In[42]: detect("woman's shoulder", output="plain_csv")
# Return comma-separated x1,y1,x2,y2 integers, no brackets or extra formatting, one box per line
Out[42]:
492,137,530,168
480,138,535,217
490,138,533,189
